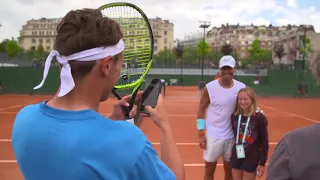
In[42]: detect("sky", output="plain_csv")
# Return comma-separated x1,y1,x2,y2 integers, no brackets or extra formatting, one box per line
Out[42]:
0,0,319,41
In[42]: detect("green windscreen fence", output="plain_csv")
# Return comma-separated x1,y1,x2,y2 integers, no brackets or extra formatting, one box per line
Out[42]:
1,67,320,97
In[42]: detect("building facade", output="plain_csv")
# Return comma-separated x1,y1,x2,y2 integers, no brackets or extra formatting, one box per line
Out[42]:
207,23,280,58
18,17,174,54
272,26,320,65
18,18,60,52
149,17,174,53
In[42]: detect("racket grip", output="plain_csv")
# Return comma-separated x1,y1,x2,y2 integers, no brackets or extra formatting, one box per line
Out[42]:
112,88,131,119
121,106,131,119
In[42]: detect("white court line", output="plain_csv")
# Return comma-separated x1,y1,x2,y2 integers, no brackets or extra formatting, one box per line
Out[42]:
260,104,320,123
0,160,16,163
0,105,22,112
151,142,278,145
0,139,11,142
0,111,294,118
165,96,199,99
184,163,269,167
0,160,270,166
0,139,278,145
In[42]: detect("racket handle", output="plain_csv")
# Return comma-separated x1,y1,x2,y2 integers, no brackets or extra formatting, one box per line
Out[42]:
112,88,131,119
121,106,131,119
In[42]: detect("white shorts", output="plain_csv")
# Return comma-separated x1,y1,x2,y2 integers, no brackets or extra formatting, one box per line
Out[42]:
203,136,234,162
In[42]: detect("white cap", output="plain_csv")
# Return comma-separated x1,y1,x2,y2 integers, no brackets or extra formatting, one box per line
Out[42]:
219,55,236,68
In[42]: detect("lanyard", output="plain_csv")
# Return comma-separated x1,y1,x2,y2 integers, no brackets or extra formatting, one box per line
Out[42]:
236,115,251,144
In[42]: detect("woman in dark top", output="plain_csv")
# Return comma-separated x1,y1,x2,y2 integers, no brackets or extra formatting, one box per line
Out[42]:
229,87,269,180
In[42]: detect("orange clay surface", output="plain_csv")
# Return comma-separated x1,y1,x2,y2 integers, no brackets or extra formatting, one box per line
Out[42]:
0,86,319,180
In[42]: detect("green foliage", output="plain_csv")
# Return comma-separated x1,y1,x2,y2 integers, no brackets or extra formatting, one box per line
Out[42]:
299,36,313,56
5,38,22,58
196,40,210,57
22,45,49,63
208,48,224,65
35,44,47,60
0,39,9,52
241,50,273,65
243,39,273,65
247,39,265,57
183,47,198,63
262,50,273,63
153,48,176,67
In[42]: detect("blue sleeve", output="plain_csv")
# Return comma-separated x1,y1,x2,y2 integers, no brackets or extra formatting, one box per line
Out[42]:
129,141,176,180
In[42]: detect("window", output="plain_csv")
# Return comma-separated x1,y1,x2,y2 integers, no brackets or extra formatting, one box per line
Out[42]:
164,38,167,44
32,39,36,43
46,39,50,43
164,31,167,35
46,46,51,51
39,39,43,44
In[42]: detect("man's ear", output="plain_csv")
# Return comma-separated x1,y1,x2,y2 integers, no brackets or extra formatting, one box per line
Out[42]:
99,56,113,76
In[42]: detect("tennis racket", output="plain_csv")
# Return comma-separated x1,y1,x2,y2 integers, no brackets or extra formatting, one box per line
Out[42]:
99,2,154,124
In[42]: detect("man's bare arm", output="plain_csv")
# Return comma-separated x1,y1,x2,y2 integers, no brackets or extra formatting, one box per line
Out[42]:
197,86,210,119
197,86,210,135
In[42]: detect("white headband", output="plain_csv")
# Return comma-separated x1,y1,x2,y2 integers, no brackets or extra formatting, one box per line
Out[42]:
33,39,125,97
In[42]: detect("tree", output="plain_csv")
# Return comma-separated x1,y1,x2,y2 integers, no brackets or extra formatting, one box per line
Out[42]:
5,38,22,58
173,44,184,59
153,48,176,67
0,39,9,52
299,36,313,57
273,43,286,65
220,43,233,55
196,40,210,57
183,47,198,64
173,44,184,68
261,50,273,64
36,44,45,57
247,39,265,58
207,48,224,67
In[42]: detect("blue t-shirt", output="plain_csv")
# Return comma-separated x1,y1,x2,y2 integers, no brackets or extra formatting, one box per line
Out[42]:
12,101,175,180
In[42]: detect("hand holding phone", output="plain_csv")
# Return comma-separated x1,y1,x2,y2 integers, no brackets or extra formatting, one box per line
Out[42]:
140,78,162,116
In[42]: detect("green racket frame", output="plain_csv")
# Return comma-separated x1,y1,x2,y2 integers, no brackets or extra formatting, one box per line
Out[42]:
98,2,154,119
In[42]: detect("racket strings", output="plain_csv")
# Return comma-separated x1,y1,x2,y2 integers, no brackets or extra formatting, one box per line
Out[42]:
101,6,152,87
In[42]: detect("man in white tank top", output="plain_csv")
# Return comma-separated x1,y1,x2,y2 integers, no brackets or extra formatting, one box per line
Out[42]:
196,55,246,180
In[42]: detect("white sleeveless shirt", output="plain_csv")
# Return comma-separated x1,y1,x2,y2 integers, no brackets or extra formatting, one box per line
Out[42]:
205,79,246,139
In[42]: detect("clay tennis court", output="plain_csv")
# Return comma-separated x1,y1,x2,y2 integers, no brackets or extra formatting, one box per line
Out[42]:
0,86,319,180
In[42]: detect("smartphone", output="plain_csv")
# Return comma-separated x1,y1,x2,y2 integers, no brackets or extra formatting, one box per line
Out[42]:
140,78,162,115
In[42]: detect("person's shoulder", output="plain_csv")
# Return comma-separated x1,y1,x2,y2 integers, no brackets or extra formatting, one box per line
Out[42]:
255,108,266,117
206,79,219,89
207,79,217,86
233,79,246,88
283,123,320,141
15,103,41,119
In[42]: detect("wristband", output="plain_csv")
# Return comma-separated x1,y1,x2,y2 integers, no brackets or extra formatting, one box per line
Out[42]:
196,119,205,130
